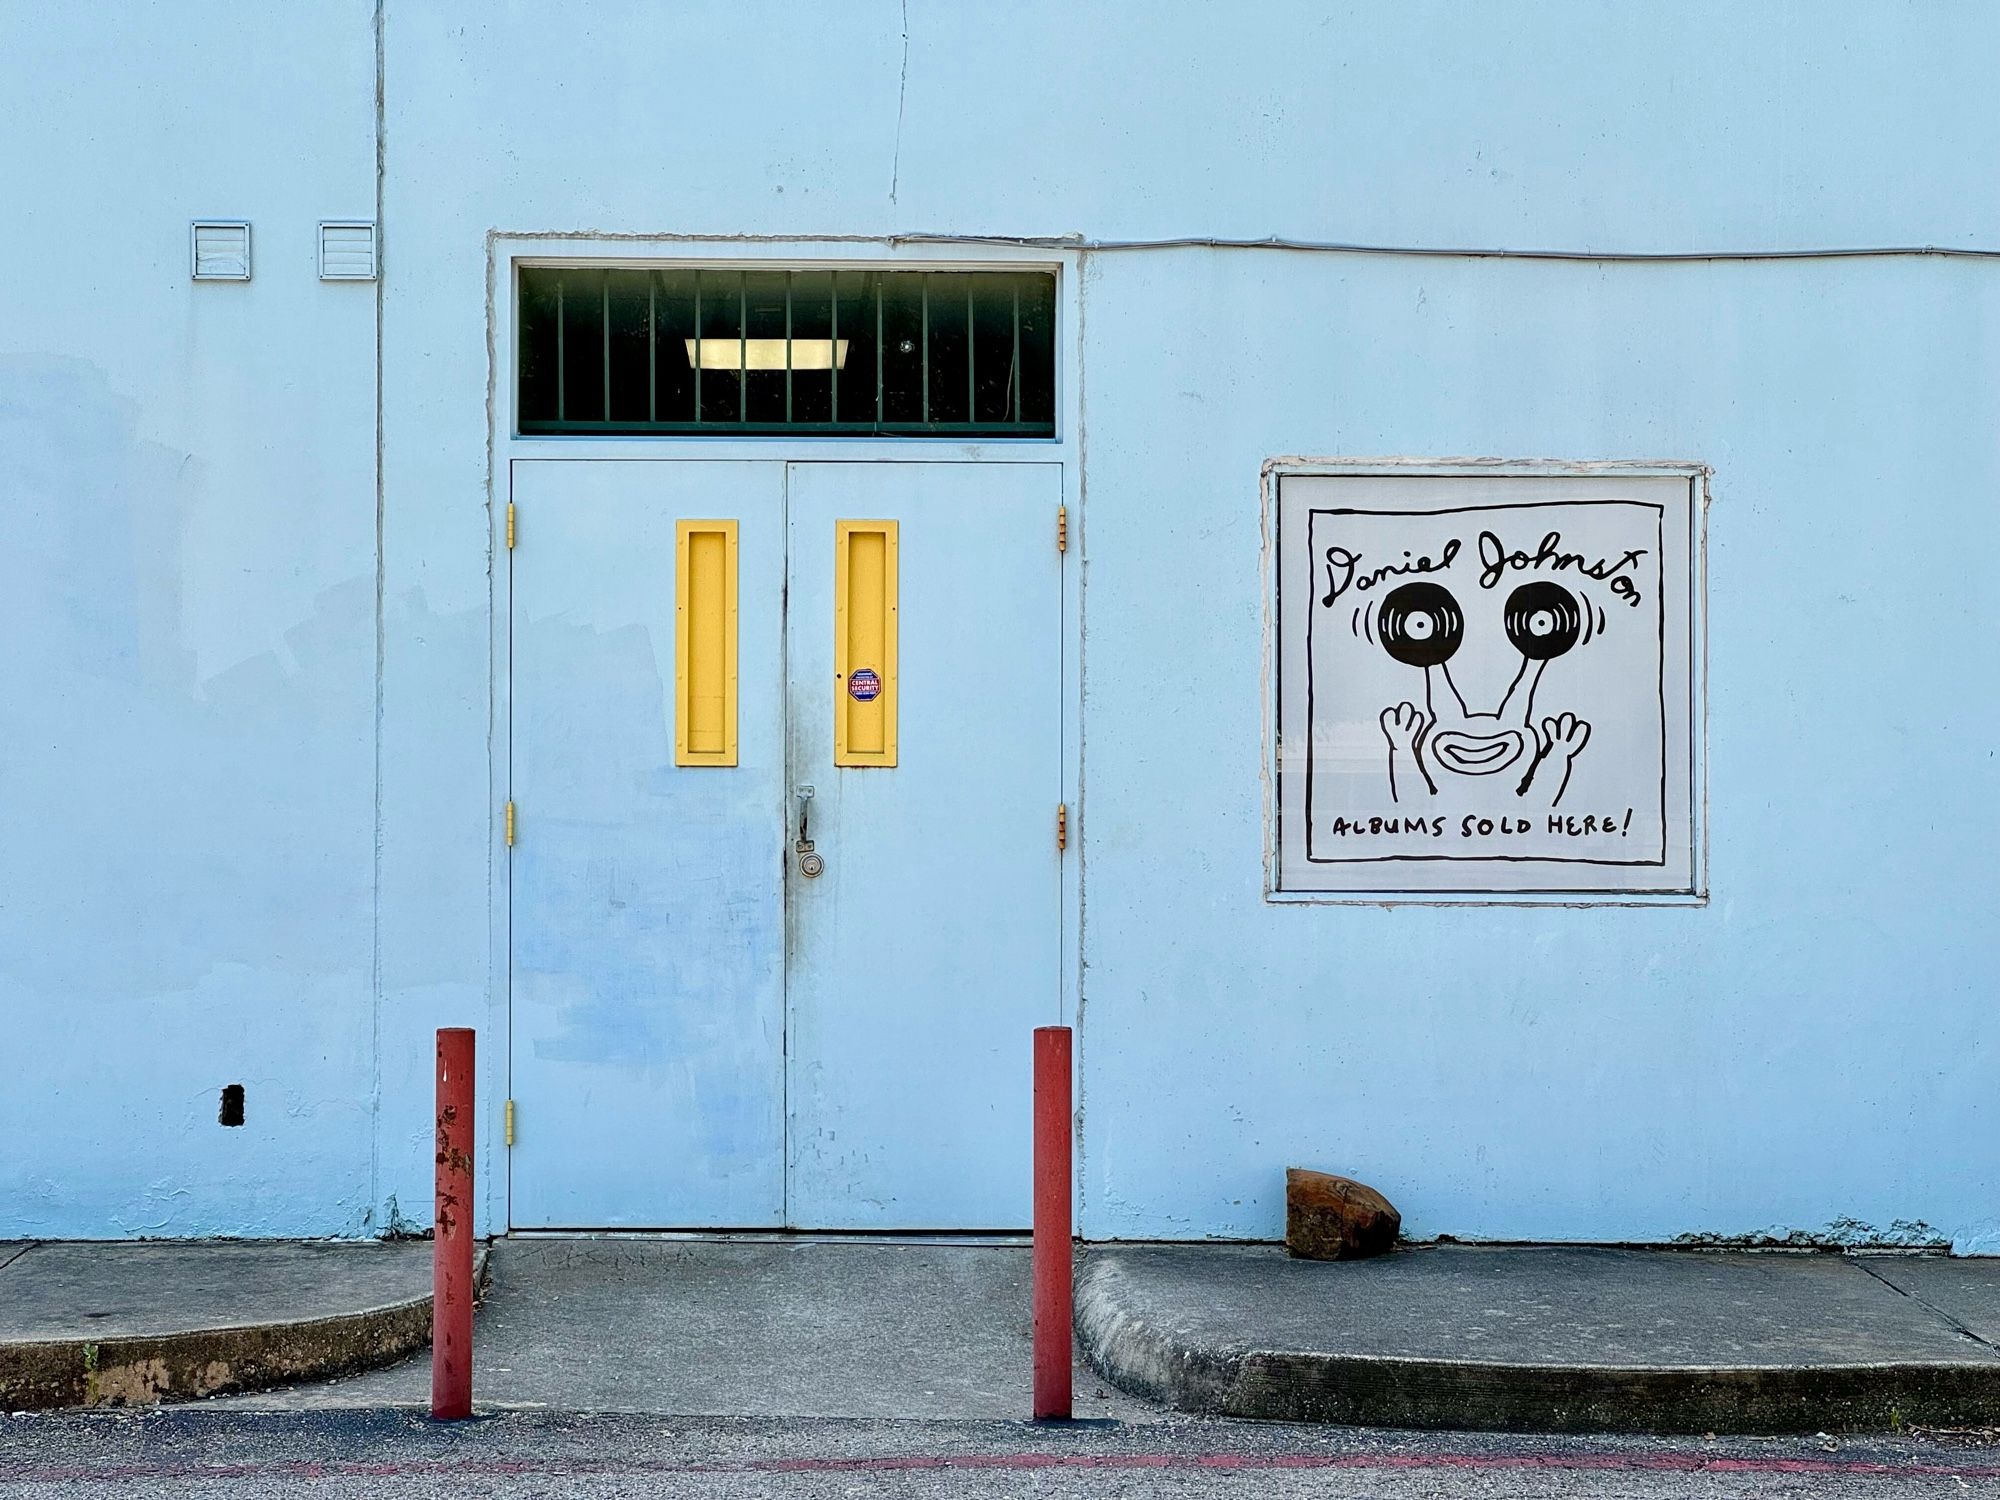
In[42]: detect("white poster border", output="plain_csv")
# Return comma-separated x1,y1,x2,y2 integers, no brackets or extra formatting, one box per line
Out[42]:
1262,458,1710,908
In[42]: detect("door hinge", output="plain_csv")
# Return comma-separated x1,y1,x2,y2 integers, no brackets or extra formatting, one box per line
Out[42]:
1057,801,1068,852
505,801,516,846
1056,504,1068,554
504,1098,515,1148
506,502,516,550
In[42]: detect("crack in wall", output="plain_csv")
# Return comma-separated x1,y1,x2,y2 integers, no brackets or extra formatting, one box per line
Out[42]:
888,0,909,203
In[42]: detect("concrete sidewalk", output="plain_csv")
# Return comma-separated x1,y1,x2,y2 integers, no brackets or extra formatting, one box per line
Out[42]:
10,1236,2000,1432
0,1239,456,1410
221,1238,1151,1421
1076,1244,2000,1433
3,1237,1137,1421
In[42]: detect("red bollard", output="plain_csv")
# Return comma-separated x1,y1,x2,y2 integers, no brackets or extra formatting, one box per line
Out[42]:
1033,1025,1073,1420
432,1027,475,1420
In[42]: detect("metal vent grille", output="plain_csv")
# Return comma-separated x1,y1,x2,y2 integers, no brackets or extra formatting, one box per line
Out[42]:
319,221,378,281
190,222,251,281
517,267,1056,437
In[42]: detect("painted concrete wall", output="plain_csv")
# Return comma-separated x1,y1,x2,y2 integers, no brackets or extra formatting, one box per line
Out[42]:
6,1,1995,1245
1077,250,1999,1249
1,5,380,1235
378,0,2000,1249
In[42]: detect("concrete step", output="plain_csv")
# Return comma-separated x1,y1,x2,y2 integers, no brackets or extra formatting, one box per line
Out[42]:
0,1240,484,1410
1075,1243,2000,1434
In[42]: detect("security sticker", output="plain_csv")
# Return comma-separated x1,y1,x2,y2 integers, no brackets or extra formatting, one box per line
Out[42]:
848,667,883,702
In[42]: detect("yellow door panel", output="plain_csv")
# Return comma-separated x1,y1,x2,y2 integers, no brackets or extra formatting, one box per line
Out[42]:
675,519,739,766
833,519,898,767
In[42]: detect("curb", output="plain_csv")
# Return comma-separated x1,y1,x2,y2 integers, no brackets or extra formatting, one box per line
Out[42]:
1074,1253,2000,1434
0,1247,487,1412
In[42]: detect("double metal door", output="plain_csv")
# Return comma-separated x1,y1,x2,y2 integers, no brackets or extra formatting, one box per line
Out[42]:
508,459,1063,1229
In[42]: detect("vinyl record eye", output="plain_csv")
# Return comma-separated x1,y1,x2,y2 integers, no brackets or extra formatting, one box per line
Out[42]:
1377,582,1463,668
1504,581,1582,659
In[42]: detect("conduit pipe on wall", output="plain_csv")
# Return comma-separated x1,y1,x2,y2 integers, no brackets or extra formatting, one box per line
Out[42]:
884,232,2000,262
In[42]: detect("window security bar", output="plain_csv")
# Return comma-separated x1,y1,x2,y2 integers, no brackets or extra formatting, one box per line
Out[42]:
518,266,1056,438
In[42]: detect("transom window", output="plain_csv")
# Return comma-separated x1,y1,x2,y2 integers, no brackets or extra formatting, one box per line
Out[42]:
517,266,1056,437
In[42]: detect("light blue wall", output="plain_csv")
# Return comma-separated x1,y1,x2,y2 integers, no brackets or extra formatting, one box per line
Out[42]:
5,1,1994,1245
1075,250,1999,1249
0,4,380,1235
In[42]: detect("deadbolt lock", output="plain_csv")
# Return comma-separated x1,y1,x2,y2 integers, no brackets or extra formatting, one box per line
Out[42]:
794,784,823,877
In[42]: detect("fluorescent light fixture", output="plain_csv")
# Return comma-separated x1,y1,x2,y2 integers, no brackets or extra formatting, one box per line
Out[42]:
684,337,849,372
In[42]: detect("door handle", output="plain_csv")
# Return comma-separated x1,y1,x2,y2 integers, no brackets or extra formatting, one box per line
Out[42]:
794,785,824,878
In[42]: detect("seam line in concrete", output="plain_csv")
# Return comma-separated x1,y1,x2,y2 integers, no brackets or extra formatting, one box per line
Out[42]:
1851,1256,1998,1354
0,1242,41,1275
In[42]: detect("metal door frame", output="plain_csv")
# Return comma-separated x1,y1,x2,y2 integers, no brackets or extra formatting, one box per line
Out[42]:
488,236,1084,1231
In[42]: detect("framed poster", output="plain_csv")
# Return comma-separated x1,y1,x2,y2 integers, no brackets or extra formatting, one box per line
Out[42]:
1271,463,1705,901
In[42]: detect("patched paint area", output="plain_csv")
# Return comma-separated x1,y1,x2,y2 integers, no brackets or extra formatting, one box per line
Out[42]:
514,624,769,1055
0,354,375,1238
506,462,788,1228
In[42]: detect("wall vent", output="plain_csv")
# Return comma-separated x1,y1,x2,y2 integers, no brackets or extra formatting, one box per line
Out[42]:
319,220,378,281
190,221,251,281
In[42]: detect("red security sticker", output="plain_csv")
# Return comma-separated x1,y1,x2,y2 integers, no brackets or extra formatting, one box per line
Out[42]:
848,667,883,702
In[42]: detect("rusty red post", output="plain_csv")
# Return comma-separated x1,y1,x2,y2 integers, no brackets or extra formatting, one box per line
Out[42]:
1033,1024,1073,1420
432,1027,475,1420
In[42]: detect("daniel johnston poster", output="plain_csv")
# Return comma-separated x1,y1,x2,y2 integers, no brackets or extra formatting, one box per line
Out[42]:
1274,468,1702,898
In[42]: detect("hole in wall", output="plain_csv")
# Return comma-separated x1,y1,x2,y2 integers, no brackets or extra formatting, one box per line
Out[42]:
219,1084,245,1127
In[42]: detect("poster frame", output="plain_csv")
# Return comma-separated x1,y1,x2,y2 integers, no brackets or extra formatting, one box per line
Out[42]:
1261,457,1710,908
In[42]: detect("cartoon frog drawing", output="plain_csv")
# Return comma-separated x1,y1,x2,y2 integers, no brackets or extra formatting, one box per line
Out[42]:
1375,580,1591,807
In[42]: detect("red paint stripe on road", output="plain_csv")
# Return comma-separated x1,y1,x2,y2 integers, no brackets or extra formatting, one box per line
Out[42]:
760,1452,2000,1478
8,1449,2000,1485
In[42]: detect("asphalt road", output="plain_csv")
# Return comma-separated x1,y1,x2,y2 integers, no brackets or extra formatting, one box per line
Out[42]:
3,1410,1997,1499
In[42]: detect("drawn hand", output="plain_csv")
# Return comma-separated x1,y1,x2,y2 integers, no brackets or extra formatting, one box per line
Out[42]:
1539,713,1591,763
1380,701,1428,755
